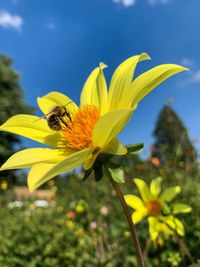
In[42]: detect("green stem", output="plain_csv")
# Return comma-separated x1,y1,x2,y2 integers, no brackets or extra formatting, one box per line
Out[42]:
106,168,145,267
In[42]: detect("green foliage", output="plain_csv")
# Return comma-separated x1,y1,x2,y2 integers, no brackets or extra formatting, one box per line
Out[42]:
126,143,144,155
106,163,125,183
0,55,33,183
1,171,200,267
151,104,198,175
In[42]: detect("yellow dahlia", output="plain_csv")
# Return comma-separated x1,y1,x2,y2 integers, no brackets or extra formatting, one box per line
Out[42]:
0,53,187,191
125,178,192,241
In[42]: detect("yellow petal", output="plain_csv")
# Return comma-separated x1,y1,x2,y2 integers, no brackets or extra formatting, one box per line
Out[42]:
134,178,153,202
28,148,93,191
131,210,147,224
83,152,100,170
128,64,188,108
174,218,185,236
172,204,192,214
160,215,185,236
148,217,159,241
160,215,175,229
148,217,173,240
83,139,127,171
80,63,108,114
0,114,61,146
0,148,74,170
103,138,127,155
92,109,132,148
150,177,162,197
37,91,78,115
108,53,150,111
124,194,146,210
160,186,181,202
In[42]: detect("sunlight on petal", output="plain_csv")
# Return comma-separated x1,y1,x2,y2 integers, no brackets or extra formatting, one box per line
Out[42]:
92,109,132,148
160,215,185,236
134,178,153,202
150,177,162,197
132,210,147,224
148,217,159,241
129,64,188,108
83,151,100,170
80,63,108,114
124,194,146,210
0,114,61,146
160,186,181,202
103,138,127,155
28,147,93,191
0,148,74,170
108,53,150,110
172,204,192,214
37,91,78,115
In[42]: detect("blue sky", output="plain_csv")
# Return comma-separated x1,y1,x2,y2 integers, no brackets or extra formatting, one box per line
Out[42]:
0,0,200,157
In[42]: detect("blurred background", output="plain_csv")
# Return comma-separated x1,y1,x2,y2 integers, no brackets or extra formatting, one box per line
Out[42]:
0,0,200,266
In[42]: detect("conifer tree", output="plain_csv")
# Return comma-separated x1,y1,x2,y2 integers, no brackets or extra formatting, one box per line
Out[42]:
0,55,32,183
151,102,197,174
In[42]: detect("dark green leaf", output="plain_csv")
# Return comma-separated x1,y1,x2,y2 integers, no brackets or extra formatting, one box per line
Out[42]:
82,168,93,181
94,164,104,182
126,143,144,155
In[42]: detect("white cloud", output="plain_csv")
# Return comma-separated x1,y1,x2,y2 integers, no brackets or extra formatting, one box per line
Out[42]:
181,58,195,68
0,9,23,31
181,57,194,67
192,70,200,83
47,21,56,30
113,0,173,8
148,0,171,5
178,58,200,84
11,0,18,4
113,0,136,8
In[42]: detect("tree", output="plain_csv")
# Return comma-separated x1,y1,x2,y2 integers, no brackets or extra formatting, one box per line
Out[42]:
0,55,33,184
151,102,198,175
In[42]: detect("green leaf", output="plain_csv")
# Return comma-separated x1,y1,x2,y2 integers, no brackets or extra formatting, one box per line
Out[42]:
82,168,93,181
94,164,104,182
126,143,144,155
107,163,125,183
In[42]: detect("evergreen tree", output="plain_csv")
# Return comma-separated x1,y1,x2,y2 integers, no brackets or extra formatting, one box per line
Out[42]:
0,55,32,183
151,102,197,174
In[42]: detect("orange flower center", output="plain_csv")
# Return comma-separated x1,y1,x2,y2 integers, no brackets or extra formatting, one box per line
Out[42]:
62,105,100,150
146,200,162,216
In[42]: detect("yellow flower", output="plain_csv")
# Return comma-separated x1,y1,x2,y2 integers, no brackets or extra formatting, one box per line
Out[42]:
66,220,75,229
75,199,87,213
75,227,85,237
0,53,187,191
125,178,192,241
75,204,85,213
0,180,8,190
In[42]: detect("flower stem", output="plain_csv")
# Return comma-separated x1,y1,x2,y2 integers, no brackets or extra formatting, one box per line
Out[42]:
106,169,145,267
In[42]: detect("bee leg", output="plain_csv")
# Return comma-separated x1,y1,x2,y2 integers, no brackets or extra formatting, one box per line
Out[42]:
59,117,72,130
64,111,72,122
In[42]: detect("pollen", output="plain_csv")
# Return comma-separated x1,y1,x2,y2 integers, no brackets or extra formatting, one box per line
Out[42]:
62,105,100,150
146,200,162,217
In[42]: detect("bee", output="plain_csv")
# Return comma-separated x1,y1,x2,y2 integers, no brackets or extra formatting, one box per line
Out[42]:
45,102,72,131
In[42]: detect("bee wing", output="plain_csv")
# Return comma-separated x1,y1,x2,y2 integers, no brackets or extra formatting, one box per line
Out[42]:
34,102,72,123
36,108,57,122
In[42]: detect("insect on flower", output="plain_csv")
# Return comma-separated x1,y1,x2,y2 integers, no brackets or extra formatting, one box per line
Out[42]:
0,53,188,192
45,103,72,131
